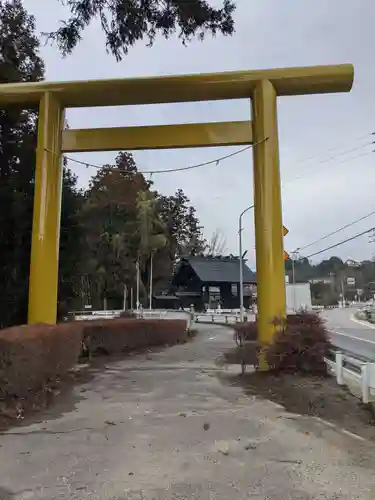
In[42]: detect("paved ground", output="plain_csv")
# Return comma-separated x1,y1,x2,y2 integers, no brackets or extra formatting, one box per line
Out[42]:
321,307,375,360
1,324,375,499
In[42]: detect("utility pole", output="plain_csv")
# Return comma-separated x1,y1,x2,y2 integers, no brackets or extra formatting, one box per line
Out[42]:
238,205,254,322
291,249,299,312
136,259,140,312
341,278,346,308
149,252,153,311
123,284,127,311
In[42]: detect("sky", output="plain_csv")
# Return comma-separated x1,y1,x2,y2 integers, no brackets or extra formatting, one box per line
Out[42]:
23,0,375,268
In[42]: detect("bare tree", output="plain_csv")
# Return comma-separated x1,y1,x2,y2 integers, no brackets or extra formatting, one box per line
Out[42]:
205,229,227,256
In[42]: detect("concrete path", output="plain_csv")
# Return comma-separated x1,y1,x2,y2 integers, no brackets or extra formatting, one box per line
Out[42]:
1,324,375,499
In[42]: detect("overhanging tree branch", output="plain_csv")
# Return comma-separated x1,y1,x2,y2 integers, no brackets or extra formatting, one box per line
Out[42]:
44,0,236,60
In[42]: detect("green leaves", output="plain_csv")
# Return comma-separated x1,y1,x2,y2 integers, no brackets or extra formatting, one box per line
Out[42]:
0,0,44,327
158,189,206,260
136,190,167,259
45,0,236,60
0,2,212,322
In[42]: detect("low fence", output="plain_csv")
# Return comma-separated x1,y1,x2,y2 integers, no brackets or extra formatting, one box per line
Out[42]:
193,312,256,324
133,310,168,319
70,309,194,330
72,309,121,321
325,351,375,404
71,309,253,324
71,309,168,321
194,313,241,325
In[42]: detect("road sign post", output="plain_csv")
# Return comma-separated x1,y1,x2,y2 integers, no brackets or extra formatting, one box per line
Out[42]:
283,226,289,261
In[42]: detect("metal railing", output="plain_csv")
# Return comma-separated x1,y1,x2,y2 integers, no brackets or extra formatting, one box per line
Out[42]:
70,308,194,330
325,350,375,404
194,313,241,325
193,311,256,325
72,309,122,321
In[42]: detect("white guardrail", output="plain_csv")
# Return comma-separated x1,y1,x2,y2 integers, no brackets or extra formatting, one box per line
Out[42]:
194,312,255,324
71,309,194,330
71,309,252,322
71,309,168,321
70,308,250,330
72,310,122,320
325,351,375,404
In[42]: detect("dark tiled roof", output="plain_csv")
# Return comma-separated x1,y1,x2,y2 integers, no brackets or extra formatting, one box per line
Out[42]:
185,256,256,284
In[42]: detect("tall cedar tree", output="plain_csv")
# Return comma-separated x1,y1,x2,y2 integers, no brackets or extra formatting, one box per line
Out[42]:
158,189,206,260
77,155,206,308
79,152,150,308
46,0,236,60
0,0,84,326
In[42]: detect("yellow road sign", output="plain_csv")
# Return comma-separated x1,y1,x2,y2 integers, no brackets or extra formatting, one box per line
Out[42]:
283,225,289,237
284,251,290,261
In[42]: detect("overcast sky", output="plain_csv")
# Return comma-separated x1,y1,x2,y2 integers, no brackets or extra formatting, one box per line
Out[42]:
23,0,375,268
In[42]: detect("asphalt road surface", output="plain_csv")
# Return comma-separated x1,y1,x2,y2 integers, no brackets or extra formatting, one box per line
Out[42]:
321,307,375,361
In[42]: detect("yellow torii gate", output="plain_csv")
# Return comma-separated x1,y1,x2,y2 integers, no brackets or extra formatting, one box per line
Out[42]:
0,64,353,367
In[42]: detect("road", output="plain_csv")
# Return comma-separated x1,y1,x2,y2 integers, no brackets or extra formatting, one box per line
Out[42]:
321,307,375,360
1,323,375,499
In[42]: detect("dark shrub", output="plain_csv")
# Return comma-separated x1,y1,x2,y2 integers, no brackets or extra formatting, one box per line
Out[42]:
265,313,331,374
232,313,330,374
0,323,83,398
285,312,325,328
119,310,136,319
232,322,258,344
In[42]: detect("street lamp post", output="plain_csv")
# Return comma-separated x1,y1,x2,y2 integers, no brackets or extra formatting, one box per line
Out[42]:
291,249,300,312
239,205,254,322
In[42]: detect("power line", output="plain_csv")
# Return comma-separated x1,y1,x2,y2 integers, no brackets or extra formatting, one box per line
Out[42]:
303,226,375,260
295,208,375,253
283,140,375,184
202,132,375,204
282,131,374,166
336,150,374,164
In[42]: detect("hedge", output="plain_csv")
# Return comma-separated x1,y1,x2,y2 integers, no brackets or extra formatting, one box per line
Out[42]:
82,318,188,356
0,323,82,399
0,318,188,401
